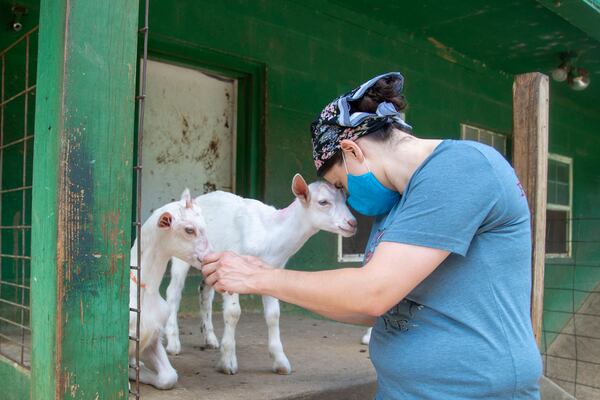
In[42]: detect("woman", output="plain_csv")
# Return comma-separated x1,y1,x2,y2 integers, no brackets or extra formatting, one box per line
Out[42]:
202,72,542,399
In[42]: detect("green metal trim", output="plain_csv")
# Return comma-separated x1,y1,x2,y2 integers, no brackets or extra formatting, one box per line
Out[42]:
537,0,600,42
0,356,30,400
30,0,139,399
147,34,267,199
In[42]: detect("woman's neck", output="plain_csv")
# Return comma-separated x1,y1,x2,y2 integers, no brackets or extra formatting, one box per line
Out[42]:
381,137,443,194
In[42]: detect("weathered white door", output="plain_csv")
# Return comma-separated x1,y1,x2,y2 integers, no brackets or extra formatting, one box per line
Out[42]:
141,59,236,219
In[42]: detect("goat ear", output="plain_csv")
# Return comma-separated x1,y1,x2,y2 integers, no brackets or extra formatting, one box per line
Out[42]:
181,188,192,209
158,211,174,229
291,173,310,204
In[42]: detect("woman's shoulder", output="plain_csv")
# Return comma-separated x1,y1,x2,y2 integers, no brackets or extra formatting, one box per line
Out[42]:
414,139,503,183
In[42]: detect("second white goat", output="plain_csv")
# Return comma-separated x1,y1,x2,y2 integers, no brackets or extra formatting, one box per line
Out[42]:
164,174,357,375
129,189,210,389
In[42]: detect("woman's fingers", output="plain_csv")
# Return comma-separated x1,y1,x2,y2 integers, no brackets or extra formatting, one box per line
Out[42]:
201,260,219,278
200,251,265,295
204,269,219,287
202,251,224,265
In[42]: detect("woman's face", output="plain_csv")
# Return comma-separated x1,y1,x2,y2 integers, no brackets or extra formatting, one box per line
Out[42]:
322,139,371,193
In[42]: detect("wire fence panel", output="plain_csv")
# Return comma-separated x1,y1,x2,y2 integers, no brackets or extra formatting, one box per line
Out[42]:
129,0,149,398
542,216,600,400
0,26,37,369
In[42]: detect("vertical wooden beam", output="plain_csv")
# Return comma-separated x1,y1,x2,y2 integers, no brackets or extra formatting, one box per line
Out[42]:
512,72,549,347
30,1,139,399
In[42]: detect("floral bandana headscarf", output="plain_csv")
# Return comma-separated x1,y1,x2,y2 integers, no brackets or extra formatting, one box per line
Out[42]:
310,72,412,174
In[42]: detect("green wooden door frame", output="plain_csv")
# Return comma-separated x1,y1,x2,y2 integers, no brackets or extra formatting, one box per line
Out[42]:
147,33,266,200
0,359,30,400
28,0,139,399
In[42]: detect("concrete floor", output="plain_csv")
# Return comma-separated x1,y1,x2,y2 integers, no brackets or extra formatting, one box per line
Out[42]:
139,313,376,400
544,286,600,400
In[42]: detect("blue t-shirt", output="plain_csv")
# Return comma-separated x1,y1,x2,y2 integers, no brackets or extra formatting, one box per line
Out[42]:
365,140,542,400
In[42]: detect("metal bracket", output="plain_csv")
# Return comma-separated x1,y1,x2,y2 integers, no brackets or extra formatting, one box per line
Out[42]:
10,5,28,32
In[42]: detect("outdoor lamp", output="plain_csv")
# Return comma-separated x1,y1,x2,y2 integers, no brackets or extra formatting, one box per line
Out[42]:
568,67,590,91
551,62,569,82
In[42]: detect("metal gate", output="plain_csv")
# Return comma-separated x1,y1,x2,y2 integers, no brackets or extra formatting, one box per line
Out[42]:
0,25,38,371
542,216,600,399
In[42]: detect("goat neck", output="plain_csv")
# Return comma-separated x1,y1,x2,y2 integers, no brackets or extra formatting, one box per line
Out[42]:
268,199,318,261
133,222,173,294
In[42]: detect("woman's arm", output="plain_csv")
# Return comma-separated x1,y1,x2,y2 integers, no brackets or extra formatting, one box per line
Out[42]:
301,308,377,326
202,242,449,320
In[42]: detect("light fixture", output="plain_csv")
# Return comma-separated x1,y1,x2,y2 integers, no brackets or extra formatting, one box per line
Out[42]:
551,52,590,91
568,67,590,91
551,52,574,82
551,62,569,82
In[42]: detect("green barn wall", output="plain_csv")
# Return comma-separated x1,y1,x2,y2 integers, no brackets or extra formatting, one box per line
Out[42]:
145,1,600,343
0,4,597,380
542,82,600,347
0,0,39,374
147,0,514,273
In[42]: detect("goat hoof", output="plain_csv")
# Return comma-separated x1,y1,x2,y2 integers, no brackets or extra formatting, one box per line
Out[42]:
361,328,372,345
153,373,178,390
203,333,219,349
273,359,292,375
217,358,238,375
166,340,181,355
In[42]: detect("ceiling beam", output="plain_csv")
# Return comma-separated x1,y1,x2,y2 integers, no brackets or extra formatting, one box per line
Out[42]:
537,0,600,42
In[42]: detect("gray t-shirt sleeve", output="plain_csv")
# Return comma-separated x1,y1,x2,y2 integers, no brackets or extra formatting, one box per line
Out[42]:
382,146,502,256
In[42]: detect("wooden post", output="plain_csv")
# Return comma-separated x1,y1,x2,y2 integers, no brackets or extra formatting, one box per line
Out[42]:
512,73,549,347
30,1,139,398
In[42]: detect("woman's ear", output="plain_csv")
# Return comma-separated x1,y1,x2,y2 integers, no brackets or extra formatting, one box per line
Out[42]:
340,139,365,163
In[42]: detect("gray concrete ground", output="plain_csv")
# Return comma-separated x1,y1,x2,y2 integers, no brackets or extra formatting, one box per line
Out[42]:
544,286,600,400
139,313,376,400
540,376,576,400
135,308,586,400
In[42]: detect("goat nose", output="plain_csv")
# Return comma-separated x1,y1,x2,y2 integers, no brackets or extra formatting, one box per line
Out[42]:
347,219,358,228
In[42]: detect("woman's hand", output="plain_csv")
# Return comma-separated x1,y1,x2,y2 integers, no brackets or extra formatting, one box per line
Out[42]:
201,251,270,294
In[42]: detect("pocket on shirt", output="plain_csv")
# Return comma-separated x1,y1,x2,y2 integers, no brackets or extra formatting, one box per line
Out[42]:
382,299,423,332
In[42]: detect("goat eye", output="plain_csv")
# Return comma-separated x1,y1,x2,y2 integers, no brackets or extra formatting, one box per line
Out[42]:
184,227,196,235
318,200,330,206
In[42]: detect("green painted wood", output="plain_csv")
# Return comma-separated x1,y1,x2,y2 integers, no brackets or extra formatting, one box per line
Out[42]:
326,0,600,105
30,0,139,399
0,1,39,393
0,356,30,400
537,0,600,42
0,0,40,51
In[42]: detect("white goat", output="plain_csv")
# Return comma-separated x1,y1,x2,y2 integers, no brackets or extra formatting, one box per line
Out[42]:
361,327,372,345
164,174,357,375
129,189,211,389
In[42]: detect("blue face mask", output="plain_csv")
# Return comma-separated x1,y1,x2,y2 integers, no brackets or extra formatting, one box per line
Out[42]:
343,153,401,216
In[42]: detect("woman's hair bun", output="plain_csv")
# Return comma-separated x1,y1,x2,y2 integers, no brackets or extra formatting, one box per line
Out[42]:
352,75,407,113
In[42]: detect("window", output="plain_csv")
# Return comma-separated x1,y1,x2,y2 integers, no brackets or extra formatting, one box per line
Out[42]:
546,154,573,257
338,213,374,262
461,124,507,157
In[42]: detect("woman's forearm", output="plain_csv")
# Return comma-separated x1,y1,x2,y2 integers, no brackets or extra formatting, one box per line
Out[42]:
254,267,383,318
202,243,447,320
303,307,377,326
